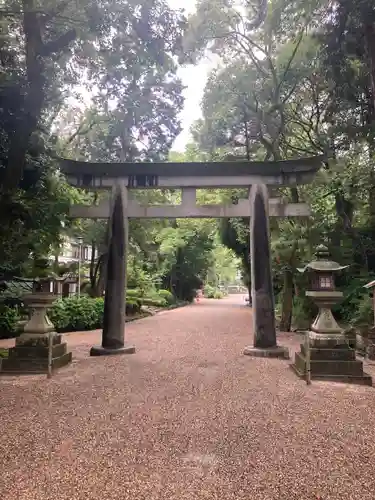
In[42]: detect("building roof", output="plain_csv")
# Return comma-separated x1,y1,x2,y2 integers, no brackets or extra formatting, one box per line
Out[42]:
364,280,375,289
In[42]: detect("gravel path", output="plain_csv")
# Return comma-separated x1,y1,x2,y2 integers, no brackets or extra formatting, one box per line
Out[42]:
1,295,375,500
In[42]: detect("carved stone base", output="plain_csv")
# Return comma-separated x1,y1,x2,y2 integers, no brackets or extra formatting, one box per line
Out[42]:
1,334,72,375
291,341,372,386
243,345,290,359
90,344,136,356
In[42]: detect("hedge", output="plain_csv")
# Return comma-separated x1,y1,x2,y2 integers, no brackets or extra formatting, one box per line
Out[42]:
0,305,21,338
0,288,177,337
203,285,224,299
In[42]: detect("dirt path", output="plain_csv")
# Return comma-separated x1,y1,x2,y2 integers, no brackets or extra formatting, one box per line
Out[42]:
1,296,375,500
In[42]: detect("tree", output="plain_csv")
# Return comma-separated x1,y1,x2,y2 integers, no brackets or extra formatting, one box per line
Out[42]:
0,0,187,279
184,0,328,329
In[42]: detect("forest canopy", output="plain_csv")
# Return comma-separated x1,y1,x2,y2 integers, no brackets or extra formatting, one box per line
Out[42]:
1,0,375,329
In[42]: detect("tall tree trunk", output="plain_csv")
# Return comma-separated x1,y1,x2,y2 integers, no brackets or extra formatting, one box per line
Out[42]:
89,241,97,291
279,265,294,331
279,187,299,331
4,1,44,190
3,1,76,190
364,23,375,226
364,22,375,113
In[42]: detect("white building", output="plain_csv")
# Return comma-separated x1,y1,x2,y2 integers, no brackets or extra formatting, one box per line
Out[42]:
56,236,96,265
49,236,98,297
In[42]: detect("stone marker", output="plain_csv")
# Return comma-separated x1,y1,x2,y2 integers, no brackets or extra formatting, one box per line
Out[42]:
244,184,289,359
90,183,135,356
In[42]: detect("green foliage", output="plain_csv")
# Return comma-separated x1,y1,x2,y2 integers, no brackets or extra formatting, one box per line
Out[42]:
125,298,143,315
0,0,187,281
352,295,374,327
178,0,375,330
0,305,21,339
203,285,223,299
157,289,175,305
49,297,103,332
47,289,180,333
291,295,316,331
203,284,215,298
142,297,167,307
49,294,144,332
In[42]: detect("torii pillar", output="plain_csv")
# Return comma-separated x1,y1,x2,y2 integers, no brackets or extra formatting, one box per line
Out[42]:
90,182,135,356
244,184,289,359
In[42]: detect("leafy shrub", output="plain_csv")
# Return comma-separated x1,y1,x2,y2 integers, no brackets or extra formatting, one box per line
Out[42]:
125,297,142,315
49,295,149,333
291,295,313,330
204,285,224,299
351,294,373,327
49,299,70,331
127,288,143,299
49,296,102,332
203,285,215,298
1,287,178,337
0,305,21,338
142,297,167,307
125,289,143,314
333,275,374,324
157,289,175,305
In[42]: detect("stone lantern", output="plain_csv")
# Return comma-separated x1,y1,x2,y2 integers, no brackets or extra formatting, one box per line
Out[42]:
1,276,72,374
292,244,372,385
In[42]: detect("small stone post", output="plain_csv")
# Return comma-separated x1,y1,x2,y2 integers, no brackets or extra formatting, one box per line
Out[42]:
90,182,135,356
244,184,289,359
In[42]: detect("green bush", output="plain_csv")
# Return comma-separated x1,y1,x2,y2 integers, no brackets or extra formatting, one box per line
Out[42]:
49,295,146,333
49,296,103,332
142,297,167,307
49,299,70,331
0,305,21,338
203,285,215,298
352,294,373,327
125,297,142,315
127,288,143,299
333,275,374,324
0,287,178,337
204,285,224,299
157,289,175,305
291,295,313,330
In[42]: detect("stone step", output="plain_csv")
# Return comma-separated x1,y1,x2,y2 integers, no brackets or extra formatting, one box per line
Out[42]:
8,343,67,359
295,352,364,377
1,352,72,374
290,364,372,386
16,334,63,348
300,344,356,361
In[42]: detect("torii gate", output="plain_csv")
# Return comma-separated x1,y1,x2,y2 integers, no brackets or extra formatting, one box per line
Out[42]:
60,155,323,358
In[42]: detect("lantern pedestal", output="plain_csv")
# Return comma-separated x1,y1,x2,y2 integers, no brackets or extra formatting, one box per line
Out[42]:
0,292,72,375
292,291,372,386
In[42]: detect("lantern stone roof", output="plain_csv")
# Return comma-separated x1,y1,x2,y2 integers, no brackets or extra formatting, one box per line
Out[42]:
297,244,349,273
